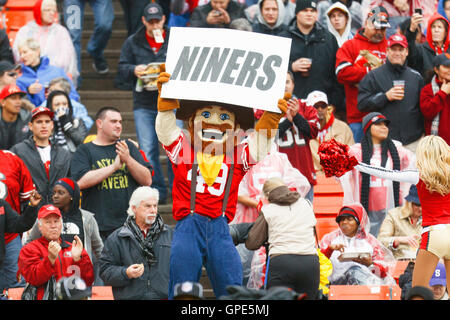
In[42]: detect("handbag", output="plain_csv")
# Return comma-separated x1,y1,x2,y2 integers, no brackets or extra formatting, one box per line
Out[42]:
21,276,57,300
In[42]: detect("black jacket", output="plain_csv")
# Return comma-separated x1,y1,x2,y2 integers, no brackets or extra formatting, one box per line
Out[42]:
0,108,31,150
99,221,173,300
357,59,425,145
279,22,344,110
117,26,170,111
190,1,246,28
252,22,287,36
10,136,72,206
0,200,37,267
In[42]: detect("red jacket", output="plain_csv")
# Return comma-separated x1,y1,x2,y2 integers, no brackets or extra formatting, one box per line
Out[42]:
18,237,94,300
420,81,450,145
336,30,387,123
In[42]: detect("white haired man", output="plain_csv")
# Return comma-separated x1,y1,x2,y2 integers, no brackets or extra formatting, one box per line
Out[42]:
98,186,173,300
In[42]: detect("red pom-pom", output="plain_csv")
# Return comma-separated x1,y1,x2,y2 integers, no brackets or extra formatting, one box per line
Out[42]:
318,139,359,177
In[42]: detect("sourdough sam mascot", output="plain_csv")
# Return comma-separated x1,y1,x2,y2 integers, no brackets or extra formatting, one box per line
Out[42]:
155,64,289,298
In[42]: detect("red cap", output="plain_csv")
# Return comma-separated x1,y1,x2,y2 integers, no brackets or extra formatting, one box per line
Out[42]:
38,204,61,219
31,106,54,121
387,34,408,48
0,84,26,100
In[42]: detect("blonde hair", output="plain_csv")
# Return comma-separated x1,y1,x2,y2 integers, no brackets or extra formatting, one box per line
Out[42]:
416,135,450,196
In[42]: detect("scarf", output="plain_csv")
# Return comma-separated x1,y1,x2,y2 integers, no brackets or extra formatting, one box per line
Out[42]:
124,215,164,266
430,75,441,135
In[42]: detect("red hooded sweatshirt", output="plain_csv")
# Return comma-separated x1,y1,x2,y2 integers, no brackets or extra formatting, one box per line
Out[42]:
426,13,450,55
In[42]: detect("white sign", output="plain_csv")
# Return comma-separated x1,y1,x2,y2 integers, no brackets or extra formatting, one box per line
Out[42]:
161,27,292,113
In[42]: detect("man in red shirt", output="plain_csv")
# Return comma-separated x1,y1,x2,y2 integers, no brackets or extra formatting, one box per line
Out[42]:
335,6,389,143
419,53,450,145
0,149,35,293
18,205,94,300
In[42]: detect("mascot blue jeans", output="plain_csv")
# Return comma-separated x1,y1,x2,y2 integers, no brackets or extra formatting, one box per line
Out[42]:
168,213,243,299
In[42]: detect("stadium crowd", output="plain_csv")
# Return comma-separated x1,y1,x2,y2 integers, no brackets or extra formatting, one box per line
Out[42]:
0,0,449,301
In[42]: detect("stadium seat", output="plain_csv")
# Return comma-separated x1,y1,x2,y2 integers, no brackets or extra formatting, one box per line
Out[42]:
315,217,338,241
7,30,17,44
5,0,37,10
329,285,401,300
392,260,411,284
91,286,114,300
5,9,34,31
313,196,341,218
314,174,343,197
6,287,24,300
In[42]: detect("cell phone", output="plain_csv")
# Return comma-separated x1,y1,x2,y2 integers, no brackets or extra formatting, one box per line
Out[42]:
214,10,222,16
414,8,422,15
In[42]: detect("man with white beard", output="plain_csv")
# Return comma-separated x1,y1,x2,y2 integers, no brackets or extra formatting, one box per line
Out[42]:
99,186,173,300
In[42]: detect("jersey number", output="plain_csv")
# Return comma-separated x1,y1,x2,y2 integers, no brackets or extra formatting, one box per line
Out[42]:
187,164,229,196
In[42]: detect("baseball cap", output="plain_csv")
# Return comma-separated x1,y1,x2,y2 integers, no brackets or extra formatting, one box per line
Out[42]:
295,0,318,14
404,184,420,205
306,90,328,107
0,84,26,100
367,6,390,29
0,60,21,75
429,263,446,287
38,204,62,219
387,34,408,48
173,281,204,300
143,3,163,21
336,207,360,225
362,112,390,134
433,53,450,68
31,106,54,122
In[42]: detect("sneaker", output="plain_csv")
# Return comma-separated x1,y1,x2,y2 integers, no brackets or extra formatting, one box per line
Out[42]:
92,56,109,74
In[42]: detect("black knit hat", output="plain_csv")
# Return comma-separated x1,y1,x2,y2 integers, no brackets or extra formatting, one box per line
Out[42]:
406,286,434,300
295,0,318,14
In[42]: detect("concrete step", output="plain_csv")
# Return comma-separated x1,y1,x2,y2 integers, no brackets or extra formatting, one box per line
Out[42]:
79,70,118,91
80,50,121,78
81,29,128,51
79,90,133,113
83,11,127,31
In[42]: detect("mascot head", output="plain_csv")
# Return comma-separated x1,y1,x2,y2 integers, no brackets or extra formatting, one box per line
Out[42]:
176,100,255,156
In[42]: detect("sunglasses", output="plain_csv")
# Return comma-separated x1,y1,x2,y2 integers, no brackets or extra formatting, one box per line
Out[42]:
314,103,328,109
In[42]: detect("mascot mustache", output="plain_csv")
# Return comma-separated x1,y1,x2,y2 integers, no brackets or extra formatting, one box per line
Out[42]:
189,121,237,156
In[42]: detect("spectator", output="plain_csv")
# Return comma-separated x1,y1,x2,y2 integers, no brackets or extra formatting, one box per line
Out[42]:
308,90,354,173
18,204,94,300
0,61,35,112
429,262,448,300
70,106,152,242
339,112,416,236
118,0,151,36
0,192,41,293
0,29,14,64
11,107,71,207
354,135,450,297
277,71,320,202
234,144,311,285
26,178,103,264
336,6,389,143
190,0,247,28
251,0,287,36
246,0,295,26
118,3,172,205
62,0,114,79
46,90,87,154
12,0,79,86
0,150,37,292
229,18,253,31
15,38,79,108
324,2,354,47
281,0,343,111
318,0,363,34
377,184,422,260
357,33,425,152
245,177,320,300
397,17,423,44
419,53,450,145
406,12,450,77
0,85,31,150
406,285,434,300
42,77,93,130
319,203,397,286
438,0,450,21
99,186,173,300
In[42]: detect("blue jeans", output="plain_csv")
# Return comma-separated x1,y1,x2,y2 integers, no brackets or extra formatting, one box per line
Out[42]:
349,122,363,143
168,214,243,299
134,108,174,202
0,236,25,292
63,0,114,76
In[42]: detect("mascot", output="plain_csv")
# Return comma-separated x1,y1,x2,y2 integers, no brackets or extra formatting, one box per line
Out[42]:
155,64,289,298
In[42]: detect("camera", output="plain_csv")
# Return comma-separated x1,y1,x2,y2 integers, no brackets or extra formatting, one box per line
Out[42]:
414,8,422,15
